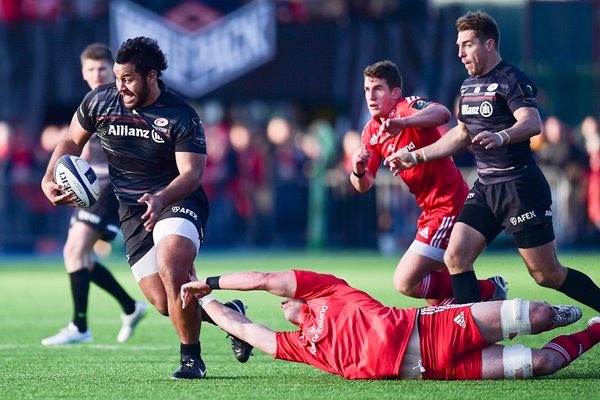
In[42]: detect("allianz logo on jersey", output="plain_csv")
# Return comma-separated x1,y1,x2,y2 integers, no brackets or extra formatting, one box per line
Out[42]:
461,101,494,118
106,125,165,143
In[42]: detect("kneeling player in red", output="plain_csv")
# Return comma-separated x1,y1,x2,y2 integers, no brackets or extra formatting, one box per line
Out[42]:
182,269,598,380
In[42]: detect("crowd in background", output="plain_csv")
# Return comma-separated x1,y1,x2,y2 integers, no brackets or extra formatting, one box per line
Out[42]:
0,101,599,254
0,0,423,23
0,0,598,253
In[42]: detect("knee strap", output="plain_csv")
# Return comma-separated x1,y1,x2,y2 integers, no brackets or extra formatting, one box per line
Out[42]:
500,298,531,340
503,345,533,379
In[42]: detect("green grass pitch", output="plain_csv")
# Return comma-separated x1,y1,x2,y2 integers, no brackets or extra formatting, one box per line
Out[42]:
1,251,600,399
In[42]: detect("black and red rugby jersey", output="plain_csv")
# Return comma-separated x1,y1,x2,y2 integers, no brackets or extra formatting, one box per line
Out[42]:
77,81,208,205
458,60,539,184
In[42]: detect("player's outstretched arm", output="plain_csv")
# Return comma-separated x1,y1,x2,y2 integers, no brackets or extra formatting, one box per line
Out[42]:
383,120,471,173
182,271,298,300
203,299,277,356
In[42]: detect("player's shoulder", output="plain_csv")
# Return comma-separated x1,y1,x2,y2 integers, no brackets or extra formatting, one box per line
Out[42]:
92,82,119,101
494,60,533,84
80,83,118,117
362,117,378,137
402,96,433,111
158,89,200,116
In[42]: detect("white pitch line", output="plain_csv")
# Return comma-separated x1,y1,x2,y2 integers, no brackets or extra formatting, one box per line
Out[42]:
0,344,173,351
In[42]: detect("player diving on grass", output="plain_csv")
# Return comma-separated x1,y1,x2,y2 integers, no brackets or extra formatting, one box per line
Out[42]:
182,269,600,380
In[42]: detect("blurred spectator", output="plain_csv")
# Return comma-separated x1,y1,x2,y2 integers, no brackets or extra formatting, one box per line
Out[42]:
327,129,377,248
536,116,586,169
536,116,588,243
266,116,308,246
340,129,361,174
200,118,238,245
580,115,600,231
302,118,337,249
228,123,271,246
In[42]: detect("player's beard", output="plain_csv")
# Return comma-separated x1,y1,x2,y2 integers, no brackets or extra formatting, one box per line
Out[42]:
123,81,151,109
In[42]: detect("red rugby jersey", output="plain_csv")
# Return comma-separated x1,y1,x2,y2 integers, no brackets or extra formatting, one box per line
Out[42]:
275,270,418,379
361,97,468,213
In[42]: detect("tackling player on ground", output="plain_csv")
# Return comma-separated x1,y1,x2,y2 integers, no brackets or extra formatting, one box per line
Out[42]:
181,269,599,380
351,60,505,305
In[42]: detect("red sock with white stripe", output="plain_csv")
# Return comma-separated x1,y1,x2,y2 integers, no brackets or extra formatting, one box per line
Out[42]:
419,271,452,299
479,280,496,301
419,271,496,301
542,323,600,365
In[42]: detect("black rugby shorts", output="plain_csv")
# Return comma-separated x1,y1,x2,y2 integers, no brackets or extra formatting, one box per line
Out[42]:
457,167,554,247
70,182,120,241
119,197,208,267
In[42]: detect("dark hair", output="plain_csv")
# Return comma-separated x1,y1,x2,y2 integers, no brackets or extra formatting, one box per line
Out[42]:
80,43,113,65
363,60,403,90
456,11,500,49
115,37,168,78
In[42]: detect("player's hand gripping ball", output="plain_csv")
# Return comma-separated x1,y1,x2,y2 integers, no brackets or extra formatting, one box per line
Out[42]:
53,155,100,208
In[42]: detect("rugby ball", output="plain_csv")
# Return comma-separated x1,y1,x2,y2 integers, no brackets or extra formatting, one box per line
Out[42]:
53,155,100,208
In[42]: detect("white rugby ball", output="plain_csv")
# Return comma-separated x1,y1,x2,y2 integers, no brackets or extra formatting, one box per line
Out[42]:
53,155,100,208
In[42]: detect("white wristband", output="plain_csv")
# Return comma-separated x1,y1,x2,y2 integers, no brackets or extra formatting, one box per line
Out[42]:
493,131,505,145
407,151,419,165
198,294,216,308
420,148,428,163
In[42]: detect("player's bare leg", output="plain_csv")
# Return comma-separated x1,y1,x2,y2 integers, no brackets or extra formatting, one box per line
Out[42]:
156,235,199,342
481,316,600,379
63,222,99,273
156,235,203,379
470,300,564,343
138,274,168,316
393,250,446,304
396,243,505,305
520,240,600,312
519,241,567,288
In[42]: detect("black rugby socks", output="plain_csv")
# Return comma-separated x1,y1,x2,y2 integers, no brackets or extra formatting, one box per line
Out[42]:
558,268,600,313
180,342,201,359
70,269,90,332
90,262,136,315
451,271,482,304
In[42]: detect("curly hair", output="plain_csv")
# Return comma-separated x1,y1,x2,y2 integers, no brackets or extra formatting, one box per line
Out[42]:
115,37,168,78
456,11,500,49
363,60,403,90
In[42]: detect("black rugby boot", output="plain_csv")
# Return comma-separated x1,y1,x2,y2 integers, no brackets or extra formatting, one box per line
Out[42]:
171,354,206,379
224,299,254,363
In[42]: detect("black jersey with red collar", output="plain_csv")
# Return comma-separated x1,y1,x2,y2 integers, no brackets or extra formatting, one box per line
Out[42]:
77,81,208,205
458,60,538,184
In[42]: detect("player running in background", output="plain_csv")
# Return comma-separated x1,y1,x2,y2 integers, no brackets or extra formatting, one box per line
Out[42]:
351,60,505,305
383,11,600,313
42,43,147,346
181,269,597,380
41,37,252,379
